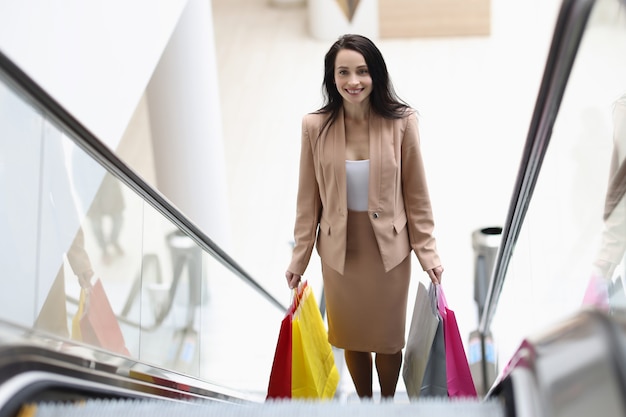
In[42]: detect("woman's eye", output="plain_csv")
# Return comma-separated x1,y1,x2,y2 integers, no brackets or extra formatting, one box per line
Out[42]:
358,69,368,75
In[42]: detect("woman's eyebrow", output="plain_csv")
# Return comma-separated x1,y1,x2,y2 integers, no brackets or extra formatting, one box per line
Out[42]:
336,65,368,69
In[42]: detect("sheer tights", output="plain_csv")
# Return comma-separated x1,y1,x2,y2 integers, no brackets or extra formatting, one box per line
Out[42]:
344,350,402,399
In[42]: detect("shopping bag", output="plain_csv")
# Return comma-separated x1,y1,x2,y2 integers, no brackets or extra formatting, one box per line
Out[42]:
71,287,86,341
291,283,339,399
437,285,477,398
266,296,296,399
78,278,130,356
420,318,448,397
403,281,439,399
582,273,610,311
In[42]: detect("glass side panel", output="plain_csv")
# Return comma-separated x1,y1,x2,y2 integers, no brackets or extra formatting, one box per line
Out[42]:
0,69,284,396
0,79,41,328
491,0,626,367
198,251,286,392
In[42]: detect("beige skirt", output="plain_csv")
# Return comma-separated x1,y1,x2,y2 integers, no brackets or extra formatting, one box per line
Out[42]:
322,210,411,354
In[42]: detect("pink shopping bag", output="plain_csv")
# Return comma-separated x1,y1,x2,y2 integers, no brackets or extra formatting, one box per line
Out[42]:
436,285,478,398
582,273,610,311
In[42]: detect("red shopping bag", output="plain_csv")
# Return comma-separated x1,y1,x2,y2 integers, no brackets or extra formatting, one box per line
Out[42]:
267,285,300,400
437,285,477,398
79,278,130,356
266,307,294,399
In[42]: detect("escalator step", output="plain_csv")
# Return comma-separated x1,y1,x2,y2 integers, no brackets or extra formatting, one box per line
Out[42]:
23,398,504,417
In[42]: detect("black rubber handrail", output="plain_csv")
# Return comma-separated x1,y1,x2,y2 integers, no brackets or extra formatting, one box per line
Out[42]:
0,50,288,313
479,0,597,333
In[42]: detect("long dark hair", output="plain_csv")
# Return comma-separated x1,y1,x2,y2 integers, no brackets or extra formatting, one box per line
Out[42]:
316,34,410,135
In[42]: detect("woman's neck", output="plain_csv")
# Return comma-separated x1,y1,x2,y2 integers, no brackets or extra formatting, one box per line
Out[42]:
343,101,370,122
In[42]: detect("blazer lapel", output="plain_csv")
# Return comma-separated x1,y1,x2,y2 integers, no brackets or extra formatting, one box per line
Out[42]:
368,109,382,211
332,108,348,212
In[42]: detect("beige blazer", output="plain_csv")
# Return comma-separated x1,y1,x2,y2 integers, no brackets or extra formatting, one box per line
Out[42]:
288,108,441,276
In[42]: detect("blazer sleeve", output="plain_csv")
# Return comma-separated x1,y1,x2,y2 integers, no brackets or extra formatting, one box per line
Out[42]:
288,115,322,275
401,112,441,271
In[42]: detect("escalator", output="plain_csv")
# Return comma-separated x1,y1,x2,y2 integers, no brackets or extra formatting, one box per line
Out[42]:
2,0,626,415
0,15,286,414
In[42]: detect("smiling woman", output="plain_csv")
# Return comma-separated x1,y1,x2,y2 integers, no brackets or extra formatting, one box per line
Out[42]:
284,34,444,400
334,49,373,108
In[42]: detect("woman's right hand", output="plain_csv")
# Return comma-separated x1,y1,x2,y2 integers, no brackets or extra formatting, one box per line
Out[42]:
285,271,301,289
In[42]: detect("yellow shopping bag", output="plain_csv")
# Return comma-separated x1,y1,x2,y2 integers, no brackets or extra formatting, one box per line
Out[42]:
71,288,86,341
291,283,339,400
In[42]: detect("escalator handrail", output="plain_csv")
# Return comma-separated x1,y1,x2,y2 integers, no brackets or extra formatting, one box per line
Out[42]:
479,0,597,334
0,343,250,417
0,49,288,313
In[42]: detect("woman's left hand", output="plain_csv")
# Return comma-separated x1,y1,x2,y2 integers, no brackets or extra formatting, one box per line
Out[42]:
427,265,444,285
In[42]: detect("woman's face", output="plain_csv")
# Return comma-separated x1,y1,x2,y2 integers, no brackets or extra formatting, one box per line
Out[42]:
333,48,372,107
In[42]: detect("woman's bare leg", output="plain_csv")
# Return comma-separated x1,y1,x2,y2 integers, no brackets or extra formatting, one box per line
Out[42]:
375,351,402,399
344,350,373,398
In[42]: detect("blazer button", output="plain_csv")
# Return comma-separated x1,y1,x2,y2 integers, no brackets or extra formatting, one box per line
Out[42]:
372,212,379,219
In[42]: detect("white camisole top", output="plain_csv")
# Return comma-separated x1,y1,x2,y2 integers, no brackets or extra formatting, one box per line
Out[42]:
346,159,369,212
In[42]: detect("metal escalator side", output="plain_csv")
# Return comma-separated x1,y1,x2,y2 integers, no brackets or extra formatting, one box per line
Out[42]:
479,0,597,338
0,42,288,411
480,0,626,416
0,343,249,417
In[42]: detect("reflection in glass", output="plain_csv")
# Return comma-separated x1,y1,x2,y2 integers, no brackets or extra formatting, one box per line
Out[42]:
88,172,126,265
136,205,204,376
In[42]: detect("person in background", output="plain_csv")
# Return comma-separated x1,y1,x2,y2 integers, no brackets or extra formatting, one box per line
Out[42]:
589,93,626,309
88,172,125,264
284,34,444,400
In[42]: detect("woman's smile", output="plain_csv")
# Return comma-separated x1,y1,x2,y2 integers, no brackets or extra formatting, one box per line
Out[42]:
346,88,364,95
